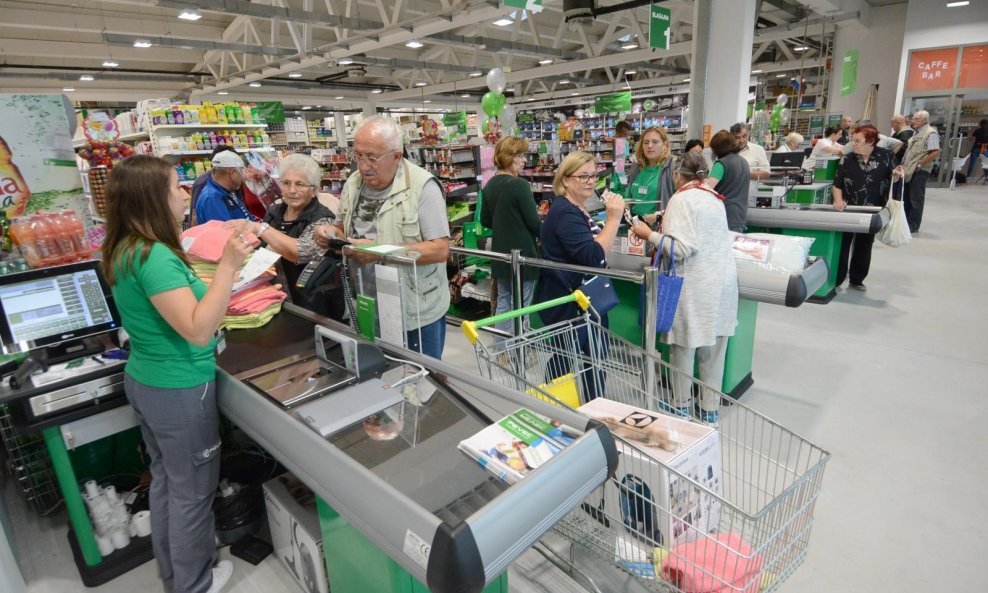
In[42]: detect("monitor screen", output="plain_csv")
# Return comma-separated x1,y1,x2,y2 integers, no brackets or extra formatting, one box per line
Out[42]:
770,151,805,169
0,260,120,356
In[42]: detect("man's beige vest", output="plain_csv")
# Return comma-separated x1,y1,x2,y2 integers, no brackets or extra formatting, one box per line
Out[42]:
340,159,450,330
903,124,937,181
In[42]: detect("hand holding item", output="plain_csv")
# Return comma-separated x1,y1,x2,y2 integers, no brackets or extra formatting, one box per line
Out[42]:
632,220,654,240
643,212,658,226
222,219,250,234
603,192,626,220
313,224,340,249
892,165,905,180
221,232,255,269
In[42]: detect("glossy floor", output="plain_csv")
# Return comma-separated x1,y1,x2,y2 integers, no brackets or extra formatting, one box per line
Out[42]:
5,181,987,593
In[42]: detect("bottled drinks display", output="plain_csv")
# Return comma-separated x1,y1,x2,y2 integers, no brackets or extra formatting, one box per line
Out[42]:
7,210,93,270
158,129,271,153
149,102,265,127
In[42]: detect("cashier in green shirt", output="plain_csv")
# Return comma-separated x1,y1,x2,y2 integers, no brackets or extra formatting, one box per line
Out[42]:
612,126,676,223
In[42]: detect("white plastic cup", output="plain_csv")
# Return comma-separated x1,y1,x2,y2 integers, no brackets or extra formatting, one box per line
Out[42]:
96,535,115,557
84,480,100,499
110,528,131,550
132,511,152,537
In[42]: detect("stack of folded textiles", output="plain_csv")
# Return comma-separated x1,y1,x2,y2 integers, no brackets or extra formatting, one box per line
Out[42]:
181,221,287,330
657,532,764,593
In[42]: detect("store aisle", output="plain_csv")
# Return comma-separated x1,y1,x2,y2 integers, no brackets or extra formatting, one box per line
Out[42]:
6,183,986,593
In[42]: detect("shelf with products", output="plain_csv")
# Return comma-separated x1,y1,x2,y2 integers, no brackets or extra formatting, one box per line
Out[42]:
159,147,275,157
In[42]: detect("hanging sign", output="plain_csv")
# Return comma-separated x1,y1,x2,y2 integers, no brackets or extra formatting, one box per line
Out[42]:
442,111,467,127
840,50,858,96
809,115,825,136
595,92,632,114
649,4,671,50
503,0,543,13
826,114,842,129
906,47,959,92
517,112,535,124
255,101,285,123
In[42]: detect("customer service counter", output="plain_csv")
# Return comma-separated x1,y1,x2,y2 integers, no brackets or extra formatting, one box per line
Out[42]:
605,245,828,398
215,305,618,593
746,205,888,303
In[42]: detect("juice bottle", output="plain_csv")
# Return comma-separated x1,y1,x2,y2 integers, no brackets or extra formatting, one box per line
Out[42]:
46,212,77,263
0,136,32,218
29,214,61,267
61,210,92,261
9,217,39,267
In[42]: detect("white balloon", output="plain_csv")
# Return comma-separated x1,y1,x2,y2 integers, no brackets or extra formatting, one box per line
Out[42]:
486,68,506,94
501,105,517,130
777,93,788,107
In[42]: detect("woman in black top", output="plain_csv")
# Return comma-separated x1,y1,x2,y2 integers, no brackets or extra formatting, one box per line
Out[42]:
243,154,342,318
833,124,904,291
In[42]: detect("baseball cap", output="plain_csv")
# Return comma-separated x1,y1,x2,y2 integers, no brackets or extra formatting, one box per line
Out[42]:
212,151,245,169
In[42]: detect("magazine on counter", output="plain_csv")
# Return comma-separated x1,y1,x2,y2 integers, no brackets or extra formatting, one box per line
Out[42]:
458,408,576,484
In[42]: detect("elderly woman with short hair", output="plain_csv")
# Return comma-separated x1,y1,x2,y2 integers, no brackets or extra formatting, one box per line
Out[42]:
243,153,340,317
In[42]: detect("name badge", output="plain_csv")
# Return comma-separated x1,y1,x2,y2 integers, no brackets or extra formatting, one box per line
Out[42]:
214,328,227,355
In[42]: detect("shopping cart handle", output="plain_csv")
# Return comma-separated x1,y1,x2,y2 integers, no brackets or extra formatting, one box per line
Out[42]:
461,290,590,345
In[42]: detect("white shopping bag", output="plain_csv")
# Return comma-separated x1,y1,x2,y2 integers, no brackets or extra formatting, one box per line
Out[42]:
877,182,911,248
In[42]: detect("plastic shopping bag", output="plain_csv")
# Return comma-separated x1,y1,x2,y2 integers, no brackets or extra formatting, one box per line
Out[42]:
877,182,911,248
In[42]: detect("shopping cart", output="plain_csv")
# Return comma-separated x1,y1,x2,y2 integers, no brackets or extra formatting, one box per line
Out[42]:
461,292,831,593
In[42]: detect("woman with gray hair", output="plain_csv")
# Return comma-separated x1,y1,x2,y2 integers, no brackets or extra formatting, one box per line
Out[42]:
776,132,804,152
631,152,738,427
243,153,342,319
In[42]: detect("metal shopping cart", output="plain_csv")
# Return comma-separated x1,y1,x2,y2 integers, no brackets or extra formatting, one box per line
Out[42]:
461,292,831,593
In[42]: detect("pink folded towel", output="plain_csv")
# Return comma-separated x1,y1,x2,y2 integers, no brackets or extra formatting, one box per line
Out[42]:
661,533,764,593
227,285,286,315
181,220,259,262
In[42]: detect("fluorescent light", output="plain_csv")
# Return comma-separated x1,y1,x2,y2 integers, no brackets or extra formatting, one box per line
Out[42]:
493,18,513,27
415,82,427,87
793,46,808,51
946,1,969,6
751,69,763,74
178,9,202,21
406,41,424,49
621,43,639,50
133,39,152,48
423,100,431,103
249,82,262,87
571,92,580,96
302,106,312,110
62,87,75,92
316,105,322,108
776,73,787,78
288,72,303,78
558,79,570,84
102,60,119,68
683,78,691,83
461,94,470,98
625,70,637,75
539,59,553,65
217,91,229,95
79,74,94,81
469,71,483,77
338,58,354,65
371,89,383,94
334,96,344,100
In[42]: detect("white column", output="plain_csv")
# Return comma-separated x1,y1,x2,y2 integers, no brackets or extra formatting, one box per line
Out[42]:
334,112,348,149
690,0,757,135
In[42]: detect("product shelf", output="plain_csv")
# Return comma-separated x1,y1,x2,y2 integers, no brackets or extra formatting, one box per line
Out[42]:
151,124,268,131
158,146,275,156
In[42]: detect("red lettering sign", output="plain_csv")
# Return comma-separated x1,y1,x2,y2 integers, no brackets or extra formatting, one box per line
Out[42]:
959,44,988,89
907,47,959,92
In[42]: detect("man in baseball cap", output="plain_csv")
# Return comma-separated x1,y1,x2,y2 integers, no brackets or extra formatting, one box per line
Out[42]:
194,150,253,223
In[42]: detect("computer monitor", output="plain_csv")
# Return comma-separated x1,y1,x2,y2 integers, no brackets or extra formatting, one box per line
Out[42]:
0,260,120,358
770,151,805,169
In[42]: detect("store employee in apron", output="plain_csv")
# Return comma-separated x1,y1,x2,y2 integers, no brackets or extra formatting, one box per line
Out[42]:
612,126,676,225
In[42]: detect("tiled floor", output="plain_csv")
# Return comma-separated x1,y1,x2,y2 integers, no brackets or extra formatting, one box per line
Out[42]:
3,181,987,593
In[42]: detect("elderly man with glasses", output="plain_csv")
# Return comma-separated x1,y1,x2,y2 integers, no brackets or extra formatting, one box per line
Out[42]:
315,115,450,358
902,109,941,233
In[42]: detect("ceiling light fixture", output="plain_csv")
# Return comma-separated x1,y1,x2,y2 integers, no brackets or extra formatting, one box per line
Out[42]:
539,59,553,65
527,98,535,101
461,94,470,98
571,92,580,96
249,82,262,87
338,58,354,65
79,75,95,81
423,100,431,103
621,43,638,50
133,39,152,48
316,105,322,108
302,106,312,110
683,78,691,83
406,40,424,49
793,46,808,51
217,91,229,95
334,96,344,100
946,1,969,6
776,73,787,78
102,60,119,68
288,72,303,78
559,79,570,84
625,70,637,75
371,89,383,94
178,9,202,21
493,18,513,27
62,87,75,92
415,82,427,87
469,71,483,77
751,69,763,74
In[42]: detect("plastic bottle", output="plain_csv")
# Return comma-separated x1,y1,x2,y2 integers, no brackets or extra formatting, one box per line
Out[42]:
29,214,62,267
242,104,253,124
62,210,92,261
9,217,36,266
216,105,228,125
47,212,77,263
174,107,185,125
193,159,206,176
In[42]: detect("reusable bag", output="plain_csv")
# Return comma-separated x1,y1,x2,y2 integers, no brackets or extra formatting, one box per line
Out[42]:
640,236,683,333
877,182,911,247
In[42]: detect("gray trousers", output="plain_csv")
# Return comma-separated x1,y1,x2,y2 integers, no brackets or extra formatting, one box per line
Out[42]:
125,375,221,593
669,337,729,413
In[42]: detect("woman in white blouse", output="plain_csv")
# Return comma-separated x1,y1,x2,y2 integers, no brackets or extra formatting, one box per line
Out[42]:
802,127,844,171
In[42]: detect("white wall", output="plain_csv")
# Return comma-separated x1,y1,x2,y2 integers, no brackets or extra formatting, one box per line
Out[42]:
894,0,988,111
828,3,907,132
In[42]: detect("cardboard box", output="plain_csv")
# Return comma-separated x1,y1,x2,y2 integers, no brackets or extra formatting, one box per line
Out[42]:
263,474,329,593
579,398,723,549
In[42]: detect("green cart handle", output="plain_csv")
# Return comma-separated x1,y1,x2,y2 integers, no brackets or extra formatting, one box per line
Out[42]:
462,290,590,345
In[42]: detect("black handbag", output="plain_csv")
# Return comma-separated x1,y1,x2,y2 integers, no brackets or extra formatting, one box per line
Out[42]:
579,274,620,320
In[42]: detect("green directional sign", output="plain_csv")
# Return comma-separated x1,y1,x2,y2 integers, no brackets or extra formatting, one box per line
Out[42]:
517,112,534,124
841,49,859,96
255,101,285,123
595,92,632,114
442,111,467,126
504,0,543,11
809,115,825,136
649,4,671,50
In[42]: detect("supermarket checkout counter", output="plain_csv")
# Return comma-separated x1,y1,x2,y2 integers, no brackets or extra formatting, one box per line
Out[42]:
746,205,888,303
216,305,618,593
605,242,828,398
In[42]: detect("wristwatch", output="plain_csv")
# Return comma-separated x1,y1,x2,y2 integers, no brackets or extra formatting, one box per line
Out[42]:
256,222,270,236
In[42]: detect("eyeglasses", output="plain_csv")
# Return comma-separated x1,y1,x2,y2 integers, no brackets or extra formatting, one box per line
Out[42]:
348,151,395,166
568,174,599,184
282,181,315,191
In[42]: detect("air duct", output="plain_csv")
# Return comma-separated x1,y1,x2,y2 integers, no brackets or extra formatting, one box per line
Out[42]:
563,0,595,25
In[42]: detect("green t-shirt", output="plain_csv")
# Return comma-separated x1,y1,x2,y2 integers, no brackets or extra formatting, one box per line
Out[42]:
617,165,662,217
709,160,725,181
112,242,215,388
